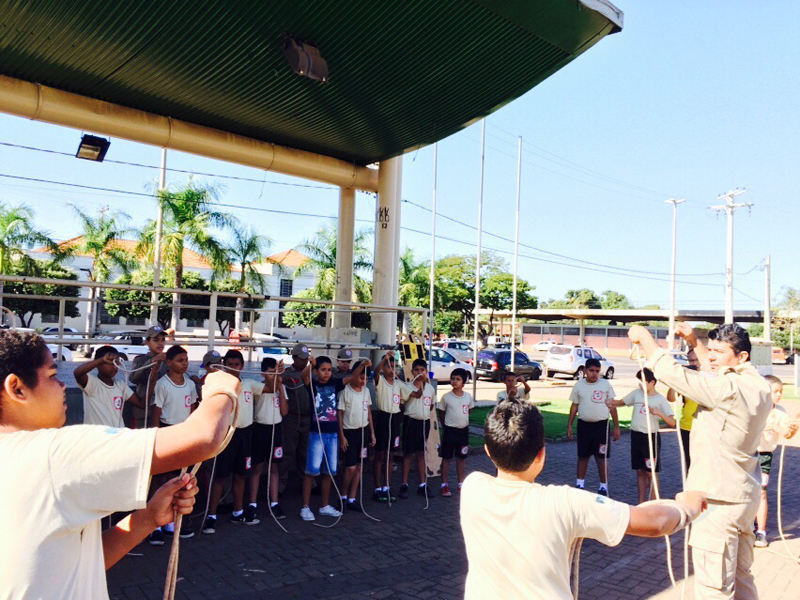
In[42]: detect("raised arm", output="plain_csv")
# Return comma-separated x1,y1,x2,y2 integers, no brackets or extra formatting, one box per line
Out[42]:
127,362,159,409
626,491,706,537
519,375,531,395
73,356,110,388
675,323,710,370
344,358,371,387
374,351,393,386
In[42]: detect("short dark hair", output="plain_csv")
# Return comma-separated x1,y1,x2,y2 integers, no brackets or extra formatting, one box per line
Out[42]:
314,356,332,369
764,374,783,387
352,359,368,376
585,358,601,370
261,357,277,371
94,346,119,360
166,345,188,361
412,358,427,370
504,371,517,380
0,330,49,393
451,368,469,382
223,349,244,364
635,367,656,384
484,399,545,473
709,324,751,357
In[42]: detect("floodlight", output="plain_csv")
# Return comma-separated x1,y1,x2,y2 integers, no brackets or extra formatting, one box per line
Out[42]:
282,35,328,82
76,134,110,162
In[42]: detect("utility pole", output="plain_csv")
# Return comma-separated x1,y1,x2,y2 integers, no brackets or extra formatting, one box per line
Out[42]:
471,120,486,404
510,136,522,368
763,255,771,342
150,148,167,325
665,198,685,350
710,189,751,324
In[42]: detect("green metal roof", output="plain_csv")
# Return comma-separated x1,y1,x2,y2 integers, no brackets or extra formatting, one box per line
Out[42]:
0,0,622,165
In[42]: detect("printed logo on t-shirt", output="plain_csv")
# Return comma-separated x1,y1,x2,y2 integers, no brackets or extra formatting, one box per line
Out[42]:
363,399,370,410
393,436,400,448
273,396,281,408
598,444,607,455
460,445,469,456
462,405,469,414
113,396,123,410
591,390,605,403
361,447,368,458
645,458,653,469
274,447,284,459
245,457,252,470
639,404,648,415
423,396,432,407
244,391,252,403
392,393,400,405
184,395,192,407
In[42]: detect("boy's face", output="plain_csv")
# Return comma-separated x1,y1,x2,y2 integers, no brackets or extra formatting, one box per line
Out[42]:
771,382,783,405
146,334,167,354
383,358,396,377
168,352,190,375
584,366,601,383
98,352,119,379
504,374,517,390
646,379,657,393
316,362,333,384
412,365,427,379
224,357,244,379
8,349,67,429
292,356,308,370
708,339,747,371
450,374,464,389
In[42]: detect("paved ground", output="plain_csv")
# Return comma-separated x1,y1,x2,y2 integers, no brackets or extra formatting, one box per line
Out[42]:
107,424,800,600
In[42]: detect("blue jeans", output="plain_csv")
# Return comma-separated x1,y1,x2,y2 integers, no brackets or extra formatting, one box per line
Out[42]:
305,432,338,476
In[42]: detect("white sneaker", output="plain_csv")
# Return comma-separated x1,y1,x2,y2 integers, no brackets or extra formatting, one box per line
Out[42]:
319,505,343,517
300,506,316,521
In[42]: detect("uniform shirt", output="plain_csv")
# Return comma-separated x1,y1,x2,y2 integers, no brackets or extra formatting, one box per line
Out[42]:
650,348,772,503
569,379,616,422
375,375,404,414
679,398,699,432
312,377,344,433
496,387,530,403
623,389,673,434
338,385,371,429
130,352,168,401
758,404,790,453
403,382,436,420
461,473,630,600
254,386,287,425
0,425,156,600
437,391,475,428
153,374,198,425
235,379,262,429
79,374,133,429
282,366,312,417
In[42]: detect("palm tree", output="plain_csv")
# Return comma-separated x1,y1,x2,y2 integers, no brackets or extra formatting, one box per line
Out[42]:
397,247,431,333
228,226,273,331
0,202,61,317
71,206,135,336
138,180,237,329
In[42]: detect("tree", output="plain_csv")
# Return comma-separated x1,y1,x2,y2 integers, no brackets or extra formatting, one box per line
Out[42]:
397,248,432,333
544,288,601,310
228,226,273,331
212,277,264,337
600,290,633,310
138,179,237,329
4,260,80,328
481,272,538,334
281,288,325,329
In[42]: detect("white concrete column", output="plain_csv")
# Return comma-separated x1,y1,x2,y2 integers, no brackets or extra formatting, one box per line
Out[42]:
373,157,402,346
333,187,356,329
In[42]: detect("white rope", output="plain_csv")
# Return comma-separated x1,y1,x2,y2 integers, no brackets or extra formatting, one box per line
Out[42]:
359,418,381,522
115,358,156,429
773,442,800,564
385,409,395,508
264,367,289,534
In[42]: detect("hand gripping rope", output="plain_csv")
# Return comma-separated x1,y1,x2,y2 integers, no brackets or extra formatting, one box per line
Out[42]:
358,396,381,523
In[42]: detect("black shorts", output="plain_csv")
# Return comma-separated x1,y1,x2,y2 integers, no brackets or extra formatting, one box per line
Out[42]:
439,425,470,460
576,419,611,459
374,410,401,453
631,430,661,472
343,426,369,467
252,422,284,465
215,425,253,479
759,451,773,475
403,416,431,455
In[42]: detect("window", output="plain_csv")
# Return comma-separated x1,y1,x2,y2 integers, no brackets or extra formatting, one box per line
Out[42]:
186,317,205,327
99,292,120,325
514,354,529,365
576,349,583,358
279,279,293,297
40,311,59,324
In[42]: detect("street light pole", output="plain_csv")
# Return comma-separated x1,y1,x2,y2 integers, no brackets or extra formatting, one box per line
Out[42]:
510,137,522,368
665,198,685,350
710,189,751,324
471,120,486,403
150,148,167,325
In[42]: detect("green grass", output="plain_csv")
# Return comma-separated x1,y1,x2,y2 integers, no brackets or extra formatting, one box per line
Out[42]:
783,385,798,400
470,399,633,442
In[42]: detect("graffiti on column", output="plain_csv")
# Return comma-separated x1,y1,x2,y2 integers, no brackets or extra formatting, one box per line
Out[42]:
378,207,390,229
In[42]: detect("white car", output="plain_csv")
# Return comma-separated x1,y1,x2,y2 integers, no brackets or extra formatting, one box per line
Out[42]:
544,345,615,379
430,348,475,384
533,340,557,352
47,344,74,362
40,327,84,350
257,345,295,367
90,331,150,361
432,340,474,362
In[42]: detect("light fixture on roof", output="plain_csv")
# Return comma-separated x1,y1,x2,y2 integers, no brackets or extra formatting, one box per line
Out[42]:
76,134,110,162
281,35,328,82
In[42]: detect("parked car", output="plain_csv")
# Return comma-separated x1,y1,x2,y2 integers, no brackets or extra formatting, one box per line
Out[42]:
40,326,83,350
432,340,474,362
533,340,557,352
430,347,475,383
544,345,615,379
257,344,294,366
47,344,74,362
90,330,149,361
474,349,542,382
670,351,689,367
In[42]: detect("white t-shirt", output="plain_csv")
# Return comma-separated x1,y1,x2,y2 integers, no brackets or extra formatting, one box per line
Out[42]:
254,386,287,425
0,425,157,600
437,391,475,428
461,473,630,600
623,389,673,434
496,387,530,403
569,378,616,422
153,374,198,425
759,405,790,453
403,382,436,420
338,385,371,429
235,379,262,429
375,375,404,414
79,374,133,429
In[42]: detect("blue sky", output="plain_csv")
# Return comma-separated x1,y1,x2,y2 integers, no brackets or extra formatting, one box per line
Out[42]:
0,2,797,310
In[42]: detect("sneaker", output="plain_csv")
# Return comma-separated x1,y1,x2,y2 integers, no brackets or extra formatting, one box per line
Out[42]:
440,484,453,497
575,484,585,490
202,517,217,535
319,505,343,517
244,505,260,526
148,528,165,546
230,512,246,524
347,500,363,513
270,504,286,520
398,484,409,499
162,527,174,538
754,532,769,548
597,488,609,497
300,506,316,521
416,484,431,497
386,489,397,502
179,521,194,539
372,490,387,502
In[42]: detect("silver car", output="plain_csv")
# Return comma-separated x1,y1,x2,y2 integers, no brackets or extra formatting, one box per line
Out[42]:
544,345,615,380
432,340,474,362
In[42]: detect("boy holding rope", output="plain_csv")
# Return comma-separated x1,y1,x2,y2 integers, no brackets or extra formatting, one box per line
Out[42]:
460,397,707,600
372,350,404,502
130,325,168,425
628,323,772,599
0,329,240,599
496,371,531,402
436,367,474,496
398,358,436,500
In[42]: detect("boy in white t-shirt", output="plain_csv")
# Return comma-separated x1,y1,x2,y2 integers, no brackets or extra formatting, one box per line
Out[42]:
496,372,530,403
608,368,675,504
754,375,798,547
436,367,474,497
398,358,436,500
75,346,154,428
372,350,405,502
566,358,619,495
460,397,707,600
0,329,241,600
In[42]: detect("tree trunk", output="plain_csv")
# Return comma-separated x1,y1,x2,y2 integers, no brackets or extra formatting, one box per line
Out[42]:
171,263,182,331
84,286,95,351
402,311,410,334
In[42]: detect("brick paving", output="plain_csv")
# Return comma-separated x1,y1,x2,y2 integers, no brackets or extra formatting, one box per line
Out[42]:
108,426,800,600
